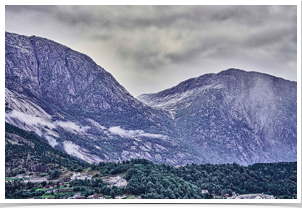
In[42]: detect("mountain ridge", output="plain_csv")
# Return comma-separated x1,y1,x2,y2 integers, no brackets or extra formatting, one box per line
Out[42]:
137,68,296,104
137,68,297,165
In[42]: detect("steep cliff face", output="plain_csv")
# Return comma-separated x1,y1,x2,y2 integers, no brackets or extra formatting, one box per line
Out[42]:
138,69,297,165
5,32,200,166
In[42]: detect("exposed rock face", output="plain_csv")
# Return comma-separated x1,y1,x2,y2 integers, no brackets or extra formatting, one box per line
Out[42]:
5,31,199,166
138,69,297,165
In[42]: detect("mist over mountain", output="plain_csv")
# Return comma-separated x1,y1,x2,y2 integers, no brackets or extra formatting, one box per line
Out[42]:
5,32,297,166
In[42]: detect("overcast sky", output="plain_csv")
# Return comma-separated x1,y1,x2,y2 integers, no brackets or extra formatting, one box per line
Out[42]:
5,5,297,97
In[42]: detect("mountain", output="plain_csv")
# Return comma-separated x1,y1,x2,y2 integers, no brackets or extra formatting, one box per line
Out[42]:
5,31,297,166
5,31,201,166
138,69,297,165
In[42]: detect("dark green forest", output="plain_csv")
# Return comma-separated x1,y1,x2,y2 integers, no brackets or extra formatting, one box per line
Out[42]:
90,159,297,199
5,123,297,199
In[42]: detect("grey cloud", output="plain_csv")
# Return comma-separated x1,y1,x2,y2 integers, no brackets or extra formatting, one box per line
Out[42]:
101,6,296,72
7,5,296,26
6,6,296,36
90,33,114,41
6,5,56,13
5,5,297,96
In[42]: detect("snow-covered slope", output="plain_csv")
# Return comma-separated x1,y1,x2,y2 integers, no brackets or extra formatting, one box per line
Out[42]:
138,69,297,165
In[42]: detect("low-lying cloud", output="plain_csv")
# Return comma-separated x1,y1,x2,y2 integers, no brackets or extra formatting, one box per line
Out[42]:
5,5,297,96
55,121,90,134
63,141,102,164
6,110,56,129
45,135,58,148
6,110,90,135
108,126,166,139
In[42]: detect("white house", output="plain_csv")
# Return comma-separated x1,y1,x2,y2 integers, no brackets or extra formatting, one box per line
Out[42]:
115,195,126,199
71,172,81,180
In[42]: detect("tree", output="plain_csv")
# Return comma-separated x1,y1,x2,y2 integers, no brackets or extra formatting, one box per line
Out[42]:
110,189,116,199
204,193,212,199
40,181,46,187
124,168,136,180
73,186,80,192
49,169,60,179
145,181,154,193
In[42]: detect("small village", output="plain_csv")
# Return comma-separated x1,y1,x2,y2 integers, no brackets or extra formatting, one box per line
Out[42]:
5,169,276,199
4,170,227,200
5,169,141,199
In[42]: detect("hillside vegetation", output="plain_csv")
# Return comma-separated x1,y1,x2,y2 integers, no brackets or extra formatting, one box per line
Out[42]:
5,122,87,177
5,123,297,199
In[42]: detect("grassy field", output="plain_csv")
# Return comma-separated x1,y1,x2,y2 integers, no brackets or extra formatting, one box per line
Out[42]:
35,187,73,192
125,196,135,199
41,195,55,199
35,188,50,191
5,177,28,181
